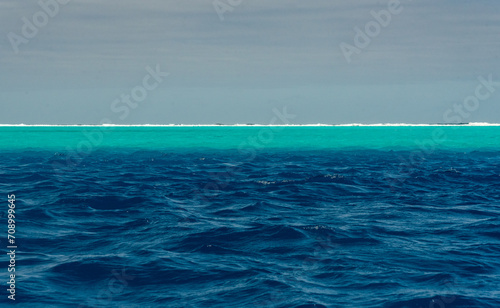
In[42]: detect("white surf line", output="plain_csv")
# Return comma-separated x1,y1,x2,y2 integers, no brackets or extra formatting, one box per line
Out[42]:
1,123,500,127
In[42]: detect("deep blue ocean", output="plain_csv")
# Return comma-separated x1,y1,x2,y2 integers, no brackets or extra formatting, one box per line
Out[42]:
1,127,500,307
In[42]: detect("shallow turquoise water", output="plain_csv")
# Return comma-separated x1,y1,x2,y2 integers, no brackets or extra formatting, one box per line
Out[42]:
2,126,500,307
1,126,499,151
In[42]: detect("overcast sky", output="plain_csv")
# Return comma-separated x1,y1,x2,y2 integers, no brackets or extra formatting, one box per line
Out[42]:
1,0,500,124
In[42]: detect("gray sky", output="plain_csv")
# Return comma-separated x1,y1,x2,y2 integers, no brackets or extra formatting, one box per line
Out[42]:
1,0,500,124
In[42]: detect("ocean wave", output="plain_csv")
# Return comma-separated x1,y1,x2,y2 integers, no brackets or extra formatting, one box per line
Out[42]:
3,149,500,307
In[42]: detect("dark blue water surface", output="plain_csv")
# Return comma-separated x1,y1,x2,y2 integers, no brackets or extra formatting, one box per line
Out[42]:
1,149,500,307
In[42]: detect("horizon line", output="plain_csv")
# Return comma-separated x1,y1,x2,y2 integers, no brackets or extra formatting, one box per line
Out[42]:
1,122,500,127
